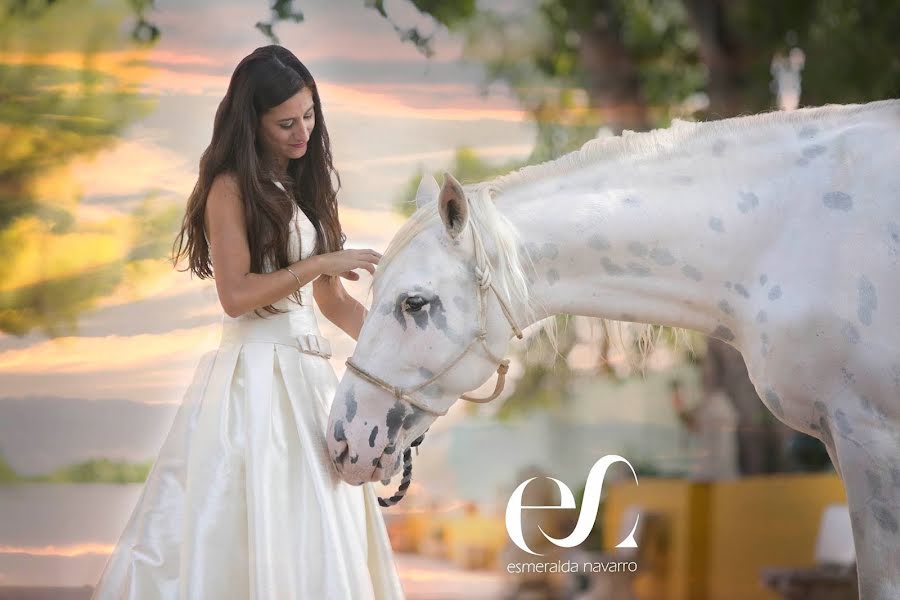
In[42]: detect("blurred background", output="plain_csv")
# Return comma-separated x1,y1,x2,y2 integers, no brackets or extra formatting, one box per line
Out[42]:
0,0,897,598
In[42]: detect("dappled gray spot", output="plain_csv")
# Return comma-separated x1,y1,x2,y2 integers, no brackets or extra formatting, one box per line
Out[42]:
334,420,346,443
734,284,750,298
402,407,424,430
709,217,725,233
546,268,560,285
601,257,625,276
802,144,826,159
867,470,883,499
860,395,874,415
759,274,768,286
857,275,877,326
452,295,468,312
345,388,357,423
626,263,650,277
627,241,648,258
725,281,733,289
798,125,818,139
711,325,735,341
378,302,393,315
718,299,734,316
760,332,770,357
368,425,379,448
813,400,827,413
737,191,759,213
823,191,853,211
622,196,641,207
835,409,853,436
418,367,435,379
711,139,727,156
765,388,785,418
797,157,810,167
672,175,693,185
541,242,559,260
587,233,610,251
888,221,900,254
429,296,448,332
649,248,676,266
411,308,428,329
756,310,767,323
422,383,442,398
385,401,407,441
842,321,861,344
383,443,396,454
841,367,855,384
768,285,782,301
371,456,382,469
350,454,359,464
681,264,703,281
872,504,899,534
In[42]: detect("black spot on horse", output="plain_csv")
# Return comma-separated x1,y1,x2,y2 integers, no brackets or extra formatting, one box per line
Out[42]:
345,388,357,423
334,420,346,443
711,325,735,342
403,408,425,431
369,426,379,448
386,401,407,441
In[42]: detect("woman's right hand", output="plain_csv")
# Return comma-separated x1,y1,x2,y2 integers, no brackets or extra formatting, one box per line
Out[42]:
316,249,381,279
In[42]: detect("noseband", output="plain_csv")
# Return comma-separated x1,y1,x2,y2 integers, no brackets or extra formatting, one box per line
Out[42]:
344,222,524,417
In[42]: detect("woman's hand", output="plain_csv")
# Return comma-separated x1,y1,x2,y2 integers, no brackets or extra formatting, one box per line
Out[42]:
317,249,381,279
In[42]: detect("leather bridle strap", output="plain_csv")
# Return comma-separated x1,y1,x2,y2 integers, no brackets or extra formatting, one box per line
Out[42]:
344,224,525,417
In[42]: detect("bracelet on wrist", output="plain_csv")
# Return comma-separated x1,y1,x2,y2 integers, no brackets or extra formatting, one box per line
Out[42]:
285,266,302,290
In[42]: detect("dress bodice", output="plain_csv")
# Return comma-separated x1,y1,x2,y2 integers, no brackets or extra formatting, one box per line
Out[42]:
262,179,317,309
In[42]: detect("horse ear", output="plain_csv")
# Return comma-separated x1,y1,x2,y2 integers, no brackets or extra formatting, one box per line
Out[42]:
415,173,440,210
438,171,468,239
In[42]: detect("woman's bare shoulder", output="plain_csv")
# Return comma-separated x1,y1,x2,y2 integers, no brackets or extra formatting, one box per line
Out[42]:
205,171,244,234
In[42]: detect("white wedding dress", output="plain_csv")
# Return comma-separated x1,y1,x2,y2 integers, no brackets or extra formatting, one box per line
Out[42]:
92,185,406,599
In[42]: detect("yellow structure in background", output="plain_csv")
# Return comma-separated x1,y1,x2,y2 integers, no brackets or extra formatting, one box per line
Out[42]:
603,474,847,600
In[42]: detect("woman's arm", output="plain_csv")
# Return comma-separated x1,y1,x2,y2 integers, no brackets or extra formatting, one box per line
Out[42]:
205,172,379,318
313,275,368,341
206,173,324,317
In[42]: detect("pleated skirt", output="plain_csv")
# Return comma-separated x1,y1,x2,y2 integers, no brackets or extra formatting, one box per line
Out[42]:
91,305,406,599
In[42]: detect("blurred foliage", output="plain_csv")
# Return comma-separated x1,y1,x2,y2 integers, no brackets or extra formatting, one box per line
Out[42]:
0,448,152,484
0,0,184,336
32,457,154,483
456,0,899,132
0,450,20,483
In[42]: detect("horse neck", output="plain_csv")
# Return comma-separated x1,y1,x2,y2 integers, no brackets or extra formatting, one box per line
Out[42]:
497,132,805,348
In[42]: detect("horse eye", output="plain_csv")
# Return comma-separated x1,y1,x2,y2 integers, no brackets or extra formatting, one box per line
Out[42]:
403,295,428,313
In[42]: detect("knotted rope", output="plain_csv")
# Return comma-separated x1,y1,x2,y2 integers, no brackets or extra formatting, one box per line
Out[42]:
377,429,428,507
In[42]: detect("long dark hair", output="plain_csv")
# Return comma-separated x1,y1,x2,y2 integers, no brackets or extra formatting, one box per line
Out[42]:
171,44,345,317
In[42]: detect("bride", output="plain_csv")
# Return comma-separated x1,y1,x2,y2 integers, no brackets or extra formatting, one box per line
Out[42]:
91,44,405,599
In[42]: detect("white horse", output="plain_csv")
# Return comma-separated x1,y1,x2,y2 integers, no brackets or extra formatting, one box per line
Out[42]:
327,99,900,599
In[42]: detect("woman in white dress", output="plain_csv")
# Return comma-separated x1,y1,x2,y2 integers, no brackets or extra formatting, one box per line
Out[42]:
91,44,406,599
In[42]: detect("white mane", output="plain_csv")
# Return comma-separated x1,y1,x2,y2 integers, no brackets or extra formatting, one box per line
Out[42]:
488,99,899,198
